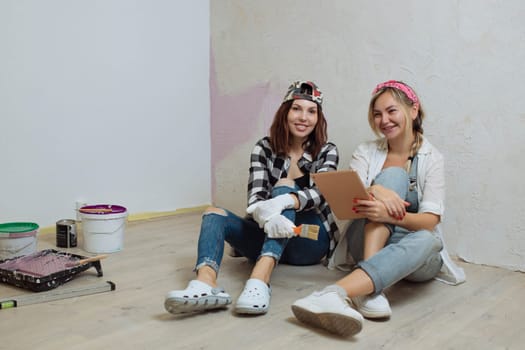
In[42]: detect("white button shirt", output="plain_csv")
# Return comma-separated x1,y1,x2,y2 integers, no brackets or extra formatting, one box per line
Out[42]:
328,136,465,285
350,137,445,218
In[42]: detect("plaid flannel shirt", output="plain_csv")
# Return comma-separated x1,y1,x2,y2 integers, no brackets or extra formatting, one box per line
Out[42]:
247,136,340,258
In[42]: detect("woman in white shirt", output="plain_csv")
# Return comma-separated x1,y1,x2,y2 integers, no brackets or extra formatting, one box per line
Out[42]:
292,80,460,337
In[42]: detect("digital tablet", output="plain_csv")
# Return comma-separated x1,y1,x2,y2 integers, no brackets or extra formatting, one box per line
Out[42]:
311,170,370,220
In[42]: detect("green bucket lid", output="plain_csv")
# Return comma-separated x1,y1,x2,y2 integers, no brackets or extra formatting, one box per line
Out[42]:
0,222,39,234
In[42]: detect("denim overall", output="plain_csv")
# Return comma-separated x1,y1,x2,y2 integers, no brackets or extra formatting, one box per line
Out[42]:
345,157,444,294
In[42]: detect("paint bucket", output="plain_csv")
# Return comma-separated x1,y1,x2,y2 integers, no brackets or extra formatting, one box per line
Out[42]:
0,222,39,260
79,205,128,253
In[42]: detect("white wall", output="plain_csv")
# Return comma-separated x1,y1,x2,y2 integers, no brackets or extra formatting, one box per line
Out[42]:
210,1,525,271
0,1,211,227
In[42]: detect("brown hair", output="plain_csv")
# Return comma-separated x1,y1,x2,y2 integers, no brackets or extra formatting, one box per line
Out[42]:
269,100,328,158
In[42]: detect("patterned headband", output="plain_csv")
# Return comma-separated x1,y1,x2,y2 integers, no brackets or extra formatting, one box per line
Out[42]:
372,80,419,104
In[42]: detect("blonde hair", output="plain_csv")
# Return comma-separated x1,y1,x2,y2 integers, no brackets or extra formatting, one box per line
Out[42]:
368,84,425,171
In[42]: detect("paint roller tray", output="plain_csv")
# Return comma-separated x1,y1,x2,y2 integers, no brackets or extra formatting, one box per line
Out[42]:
0,249,103,292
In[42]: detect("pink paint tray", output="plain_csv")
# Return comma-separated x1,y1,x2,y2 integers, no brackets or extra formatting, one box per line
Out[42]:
0,249,103,292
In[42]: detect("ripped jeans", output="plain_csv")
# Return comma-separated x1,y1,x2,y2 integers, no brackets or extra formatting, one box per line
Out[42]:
195,184,330,275
345,167,443,294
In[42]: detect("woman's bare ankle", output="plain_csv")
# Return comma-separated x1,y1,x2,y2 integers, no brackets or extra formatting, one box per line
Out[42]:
249,256,276,284
196,265,218,287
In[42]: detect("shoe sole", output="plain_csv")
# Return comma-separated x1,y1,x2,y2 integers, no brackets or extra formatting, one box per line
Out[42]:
234,304,268,315
358,307,391,319
351,295,391,319
291,305,362,337
164,296,231,314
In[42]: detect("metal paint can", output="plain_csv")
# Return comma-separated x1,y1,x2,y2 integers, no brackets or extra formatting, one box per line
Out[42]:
56,219,77,248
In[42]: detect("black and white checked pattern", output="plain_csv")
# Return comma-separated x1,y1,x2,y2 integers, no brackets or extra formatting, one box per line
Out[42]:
247,137,340,258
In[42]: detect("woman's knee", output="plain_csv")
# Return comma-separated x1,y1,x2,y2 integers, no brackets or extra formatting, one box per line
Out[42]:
418,230,443,254
203,206,227,216
376,167,408,181
202,207,229,226
404,231,443,282
373,167,409,197
405,252,443,282
272,179,296,196
275,178,295,188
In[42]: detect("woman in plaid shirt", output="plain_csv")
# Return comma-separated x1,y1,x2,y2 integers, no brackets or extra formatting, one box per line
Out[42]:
165,81,339,316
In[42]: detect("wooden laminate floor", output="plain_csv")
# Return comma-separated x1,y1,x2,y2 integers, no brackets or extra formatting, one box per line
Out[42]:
0,212,524,350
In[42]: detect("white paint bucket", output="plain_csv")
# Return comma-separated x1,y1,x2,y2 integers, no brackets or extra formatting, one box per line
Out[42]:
0,222,39,260
79,205,128,253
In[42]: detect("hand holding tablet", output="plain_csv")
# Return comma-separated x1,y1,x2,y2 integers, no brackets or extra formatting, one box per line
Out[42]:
311,170,370,220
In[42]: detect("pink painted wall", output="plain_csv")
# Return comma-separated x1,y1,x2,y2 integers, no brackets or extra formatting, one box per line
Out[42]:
209,52,280,209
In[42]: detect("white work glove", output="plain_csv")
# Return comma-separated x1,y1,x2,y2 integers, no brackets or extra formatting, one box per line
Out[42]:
246,194,296,228
263,214,295,239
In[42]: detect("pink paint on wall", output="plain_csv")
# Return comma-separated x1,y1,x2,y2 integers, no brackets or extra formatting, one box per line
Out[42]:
209,52,280,201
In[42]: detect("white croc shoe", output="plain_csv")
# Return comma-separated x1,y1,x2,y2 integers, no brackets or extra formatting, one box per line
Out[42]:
235,278,271,315
164,280,232,314
292,285,363,337
351,293,392,319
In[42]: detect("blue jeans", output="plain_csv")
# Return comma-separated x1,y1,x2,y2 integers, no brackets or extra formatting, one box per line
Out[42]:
195,184,330,275
345,167,443,294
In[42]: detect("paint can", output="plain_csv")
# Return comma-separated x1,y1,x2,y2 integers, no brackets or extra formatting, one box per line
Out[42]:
56,219,77,248
0,222,39,260
79,205,127,253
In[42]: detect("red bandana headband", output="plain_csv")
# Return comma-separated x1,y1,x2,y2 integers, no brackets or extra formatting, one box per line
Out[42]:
372,80,419,105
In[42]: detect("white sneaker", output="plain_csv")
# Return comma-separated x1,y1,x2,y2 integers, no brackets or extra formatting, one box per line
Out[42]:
235,278,271,315
292,286,363,337
351,293,391,319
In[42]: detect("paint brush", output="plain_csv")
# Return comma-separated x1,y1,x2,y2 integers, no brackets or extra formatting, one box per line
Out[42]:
293,225,319,240
65,255,108,268
79,208,113,213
